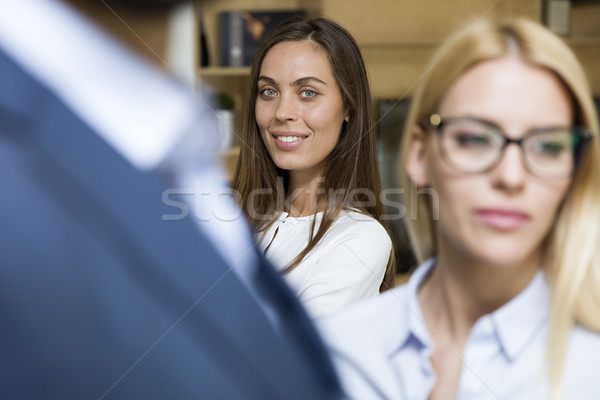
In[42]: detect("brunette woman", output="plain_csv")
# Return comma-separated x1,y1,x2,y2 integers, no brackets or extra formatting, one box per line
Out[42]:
232,17,395,318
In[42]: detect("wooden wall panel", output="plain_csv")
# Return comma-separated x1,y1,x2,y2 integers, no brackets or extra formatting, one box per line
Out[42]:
320,0,541,45
362,45,437,99
571,41,600,95
570,2,600,38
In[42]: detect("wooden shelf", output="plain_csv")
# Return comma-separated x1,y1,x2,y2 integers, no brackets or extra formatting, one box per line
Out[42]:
219,146,240,180
197,67,251,77
360,41,441,49
566,37,600,47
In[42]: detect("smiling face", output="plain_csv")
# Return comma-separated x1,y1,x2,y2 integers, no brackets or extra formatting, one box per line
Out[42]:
255,40,348,181
408,56,573,269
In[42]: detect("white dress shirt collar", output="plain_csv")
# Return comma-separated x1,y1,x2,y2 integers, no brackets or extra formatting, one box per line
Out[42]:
0,0,216,170
399,258,550,362
491,267,550,360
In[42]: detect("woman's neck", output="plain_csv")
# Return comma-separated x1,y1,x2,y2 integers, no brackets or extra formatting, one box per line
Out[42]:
419,248,541,341
287,169,325,217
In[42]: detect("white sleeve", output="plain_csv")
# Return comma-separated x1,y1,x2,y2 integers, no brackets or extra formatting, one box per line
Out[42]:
297,217,392,318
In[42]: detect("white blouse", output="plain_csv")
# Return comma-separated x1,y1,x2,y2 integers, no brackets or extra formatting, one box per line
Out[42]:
318,258,600,399
257,210,392,318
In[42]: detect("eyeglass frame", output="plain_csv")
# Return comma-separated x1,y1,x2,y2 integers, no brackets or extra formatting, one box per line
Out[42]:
420,113,593,180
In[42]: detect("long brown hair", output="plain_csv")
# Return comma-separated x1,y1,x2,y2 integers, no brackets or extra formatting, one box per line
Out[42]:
232,17,395,290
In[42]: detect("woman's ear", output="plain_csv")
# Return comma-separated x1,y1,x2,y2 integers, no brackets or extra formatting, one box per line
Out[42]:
405,124,430,187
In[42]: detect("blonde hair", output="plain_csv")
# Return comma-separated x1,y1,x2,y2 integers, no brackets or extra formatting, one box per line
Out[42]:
400,18,600,398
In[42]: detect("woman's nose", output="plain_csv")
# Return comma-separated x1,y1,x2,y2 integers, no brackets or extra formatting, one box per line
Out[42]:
275,94,298,122
490,143,527,193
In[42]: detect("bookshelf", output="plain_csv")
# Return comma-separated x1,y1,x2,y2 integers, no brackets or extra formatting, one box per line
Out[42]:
195,0,600,174
195,0,600,272
196,0,599,102
196,0,314,148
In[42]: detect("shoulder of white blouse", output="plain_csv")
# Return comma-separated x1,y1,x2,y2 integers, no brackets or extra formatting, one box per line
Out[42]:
332,210,390,239
562,324,600,392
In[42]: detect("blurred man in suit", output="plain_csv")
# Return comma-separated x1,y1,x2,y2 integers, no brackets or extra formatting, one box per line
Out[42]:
0,0,342,398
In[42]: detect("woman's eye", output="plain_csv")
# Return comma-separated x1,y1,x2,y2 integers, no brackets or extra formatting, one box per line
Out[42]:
455,133,493,148
525,131,573,159
260,88,277,97
534,140,568,156
300,90,317,98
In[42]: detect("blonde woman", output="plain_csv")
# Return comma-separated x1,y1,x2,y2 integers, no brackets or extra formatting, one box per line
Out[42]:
319,18,600,399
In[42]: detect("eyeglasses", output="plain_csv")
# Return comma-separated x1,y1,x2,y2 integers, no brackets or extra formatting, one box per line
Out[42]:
424,114,593,180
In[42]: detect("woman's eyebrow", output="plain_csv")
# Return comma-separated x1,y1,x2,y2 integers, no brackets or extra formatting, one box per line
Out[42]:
257,76,277,85
258,76,327,87
293,76,327,86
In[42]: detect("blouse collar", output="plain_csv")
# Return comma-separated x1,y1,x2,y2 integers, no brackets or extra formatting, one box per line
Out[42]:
396,258,550,362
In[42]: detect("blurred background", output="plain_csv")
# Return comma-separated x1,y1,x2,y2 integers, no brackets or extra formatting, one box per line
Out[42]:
190,0,600,271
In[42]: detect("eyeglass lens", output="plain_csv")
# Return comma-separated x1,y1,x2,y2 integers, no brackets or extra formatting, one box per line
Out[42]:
438,118,583,179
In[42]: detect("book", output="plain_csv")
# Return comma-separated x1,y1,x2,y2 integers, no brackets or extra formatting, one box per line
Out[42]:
219,10,306,67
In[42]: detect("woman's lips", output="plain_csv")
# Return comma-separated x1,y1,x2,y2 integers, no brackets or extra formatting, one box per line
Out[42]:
475,209,531,231
272,132,308,150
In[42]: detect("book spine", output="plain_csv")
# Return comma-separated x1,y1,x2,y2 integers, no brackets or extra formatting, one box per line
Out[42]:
220,11,244,67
